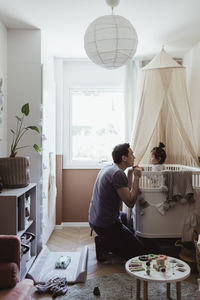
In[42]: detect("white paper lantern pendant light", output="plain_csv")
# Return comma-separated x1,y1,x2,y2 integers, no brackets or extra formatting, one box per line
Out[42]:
84,0,138,70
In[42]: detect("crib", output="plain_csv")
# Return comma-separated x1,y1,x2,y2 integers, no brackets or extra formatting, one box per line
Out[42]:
133,164,200,239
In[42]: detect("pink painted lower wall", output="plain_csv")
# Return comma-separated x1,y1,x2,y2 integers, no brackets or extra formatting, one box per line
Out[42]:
56,155,63,225
61,169,99,222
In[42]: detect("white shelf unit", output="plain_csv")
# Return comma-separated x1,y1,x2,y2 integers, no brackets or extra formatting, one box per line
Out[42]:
0,183,37,279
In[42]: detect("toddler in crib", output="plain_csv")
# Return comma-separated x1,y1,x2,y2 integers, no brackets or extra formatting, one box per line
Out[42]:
150,142,166,171
149,142,167,189
139,143,167,213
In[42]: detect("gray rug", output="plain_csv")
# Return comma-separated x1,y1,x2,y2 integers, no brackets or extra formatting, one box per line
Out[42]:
56,272,198,299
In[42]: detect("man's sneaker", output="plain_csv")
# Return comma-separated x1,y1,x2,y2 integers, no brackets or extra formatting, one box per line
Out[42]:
94,236,108,262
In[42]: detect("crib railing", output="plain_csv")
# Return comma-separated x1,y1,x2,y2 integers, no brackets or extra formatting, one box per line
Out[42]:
140,164,200,171
139,164,200,189
192,172,200,188
139,171,162,189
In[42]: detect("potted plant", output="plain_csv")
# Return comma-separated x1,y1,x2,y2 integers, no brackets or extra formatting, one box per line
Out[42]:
0,103,41,188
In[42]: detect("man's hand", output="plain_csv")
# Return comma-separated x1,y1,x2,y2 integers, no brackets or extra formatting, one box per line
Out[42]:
133,166,144,178
118,165,144,208
127,166,134,175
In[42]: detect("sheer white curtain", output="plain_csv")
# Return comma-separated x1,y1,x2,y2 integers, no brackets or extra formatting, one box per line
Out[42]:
123,60,140,142
123,60,140,220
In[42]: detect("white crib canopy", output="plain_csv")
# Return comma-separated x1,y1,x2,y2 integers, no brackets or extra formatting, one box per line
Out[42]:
131,49,199,167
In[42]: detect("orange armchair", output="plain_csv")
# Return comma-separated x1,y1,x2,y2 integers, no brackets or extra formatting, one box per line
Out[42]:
0,235,34,300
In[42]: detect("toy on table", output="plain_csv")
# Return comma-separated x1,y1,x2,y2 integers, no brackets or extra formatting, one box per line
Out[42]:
128,260,145,272
153,254,167,272
148,254,157,261
139,255,149,261
146,260,151,275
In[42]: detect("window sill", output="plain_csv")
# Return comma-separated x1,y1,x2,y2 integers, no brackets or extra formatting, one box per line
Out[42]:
63,162,111,170
63,166,101,170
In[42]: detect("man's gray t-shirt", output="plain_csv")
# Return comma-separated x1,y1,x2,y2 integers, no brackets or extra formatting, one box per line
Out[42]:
88,164,128,228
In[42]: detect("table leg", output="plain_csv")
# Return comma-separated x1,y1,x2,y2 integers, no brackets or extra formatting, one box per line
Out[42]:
136,279,141,300
176,282,181,300
166,283,171,299
143,281,148,300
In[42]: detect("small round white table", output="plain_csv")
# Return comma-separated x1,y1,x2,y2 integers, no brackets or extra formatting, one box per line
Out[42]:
125,255,191,300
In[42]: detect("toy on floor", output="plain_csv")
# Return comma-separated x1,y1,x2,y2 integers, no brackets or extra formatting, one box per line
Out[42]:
55,256,71,269
93,286,101,296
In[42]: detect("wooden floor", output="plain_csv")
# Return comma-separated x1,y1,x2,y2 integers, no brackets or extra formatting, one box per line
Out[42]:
31,226,125,299
47,226,126,279
31,226,198,299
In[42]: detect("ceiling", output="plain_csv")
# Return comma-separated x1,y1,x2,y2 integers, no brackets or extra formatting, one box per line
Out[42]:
0,0,200,60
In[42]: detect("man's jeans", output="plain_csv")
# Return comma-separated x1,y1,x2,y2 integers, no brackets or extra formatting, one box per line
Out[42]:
90,212,147,260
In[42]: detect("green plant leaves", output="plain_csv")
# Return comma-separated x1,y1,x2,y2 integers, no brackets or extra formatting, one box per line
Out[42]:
27,126,40,133
33,144,41,153
10,103,41,157
21,103,30,116
15,116,21,121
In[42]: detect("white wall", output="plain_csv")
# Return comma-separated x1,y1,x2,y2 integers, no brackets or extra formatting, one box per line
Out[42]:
7,29,43,249
0,21,7,156
6,28,56,247
183,42,200,156
40,52,56,244
63,60,124,88
39,29,56,243
54,58,63,156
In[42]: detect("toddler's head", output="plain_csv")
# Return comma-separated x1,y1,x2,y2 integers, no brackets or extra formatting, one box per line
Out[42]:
151,142,166,165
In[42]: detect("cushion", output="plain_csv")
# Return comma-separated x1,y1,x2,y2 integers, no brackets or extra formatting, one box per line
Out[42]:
0,279,34,300
0,262,19,289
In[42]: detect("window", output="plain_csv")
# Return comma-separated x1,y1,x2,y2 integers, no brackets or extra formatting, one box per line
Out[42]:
64,88,125,168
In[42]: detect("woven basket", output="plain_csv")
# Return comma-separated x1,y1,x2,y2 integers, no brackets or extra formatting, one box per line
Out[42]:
175,239,197,273
194,230,200,275
0,156,30,188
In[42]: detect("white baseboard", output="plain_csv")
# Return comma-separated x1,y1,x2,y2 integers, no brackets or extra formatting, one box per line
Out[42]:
55,224,63,229
55,222,89,229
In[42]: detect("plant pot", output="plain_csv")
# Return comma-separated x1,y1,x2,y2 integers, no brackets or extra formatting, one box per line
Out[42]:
0,156,30,188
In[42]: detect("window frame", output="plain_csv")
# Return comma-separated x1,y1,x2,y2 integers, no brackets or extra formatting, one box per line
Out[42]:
63,86,124,169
